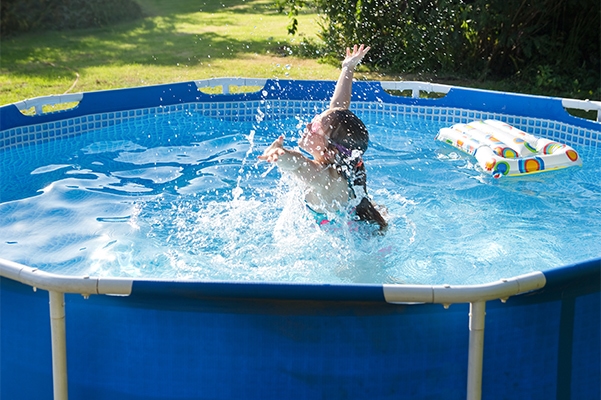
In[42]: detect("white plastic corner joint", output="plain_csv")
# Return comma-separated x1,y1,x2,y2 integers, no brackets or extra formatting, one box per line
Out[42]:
382,271,546,305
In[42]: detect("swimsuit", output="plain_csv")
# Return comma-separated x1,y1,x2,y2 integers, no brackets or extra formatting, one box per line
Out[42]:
306,203,359,227
306,204,341,226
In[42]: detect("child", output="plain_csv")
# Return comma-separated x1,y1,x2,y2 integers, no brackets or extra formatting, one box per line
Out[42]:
258,44,388,232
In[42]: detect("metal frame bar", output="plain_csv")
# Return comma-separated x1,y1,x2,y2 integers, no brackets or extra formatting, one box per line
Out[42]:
49,291,68,400
467,301,486,400
12,93,84,116
194,77,268,95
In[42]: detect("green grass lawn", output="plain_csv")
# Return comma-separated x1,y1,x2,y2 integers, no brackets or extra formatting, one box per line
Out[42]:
0,0,346,105
1,0,597,107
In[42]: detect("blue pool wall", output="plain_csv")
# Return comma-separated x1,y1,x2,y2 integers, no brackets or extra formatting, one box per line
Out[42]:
1,259,599,400
1,79,600,151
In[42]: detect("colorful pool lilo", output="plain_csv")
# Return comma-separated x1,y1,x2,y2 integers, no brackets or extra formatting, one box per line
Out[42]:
436,119,582,178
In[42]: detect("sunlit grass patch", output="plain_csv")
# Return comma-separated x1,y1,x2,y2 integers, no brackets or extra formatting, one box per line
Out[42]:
0,0,331,105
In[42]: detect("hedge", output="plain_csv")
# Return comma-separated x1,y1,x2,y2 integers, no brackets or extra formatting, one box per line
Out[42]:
285,0,600,96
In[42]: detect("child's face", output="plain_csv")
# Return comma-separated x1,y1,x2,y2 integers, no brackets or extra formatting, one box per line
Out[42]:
299,114,330,156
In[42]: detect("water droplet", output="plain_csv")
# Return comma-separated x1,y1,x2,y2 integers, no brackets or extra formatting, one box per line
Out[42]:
232,186,243,200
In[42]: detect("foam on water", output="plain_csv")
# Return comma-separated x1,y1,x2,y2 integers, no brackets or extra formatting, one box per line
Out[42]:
1,110,599,284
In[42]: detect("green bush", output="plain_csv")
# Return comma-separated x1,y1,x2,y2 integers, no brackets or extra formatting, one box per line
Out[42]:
318,0,471,73
464,0,599,78
1,0,143,36
282,0,600,98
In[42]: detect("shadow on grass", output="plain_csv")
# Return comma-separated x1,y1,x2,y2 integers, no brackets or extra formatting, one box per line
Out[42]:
141,0,279,17
1,0,306,79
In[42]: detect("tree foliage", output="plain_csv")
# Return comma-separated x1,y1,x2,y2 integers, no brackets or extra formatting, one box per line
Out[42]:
282,0,600,97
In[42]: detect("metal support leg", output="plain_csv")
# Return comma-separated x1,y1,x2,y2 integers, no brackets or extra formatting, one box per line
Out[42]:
467,301,486,400
49,291,68,400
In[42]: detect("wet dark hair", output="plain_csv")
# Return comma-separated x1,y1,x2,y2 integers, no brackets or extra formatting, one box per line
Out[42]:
326,109,369,153
325,109,388,232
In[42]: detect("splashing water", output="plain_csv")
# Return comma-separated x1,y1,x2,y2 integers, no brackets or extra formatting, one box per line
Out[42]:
1,110,599,284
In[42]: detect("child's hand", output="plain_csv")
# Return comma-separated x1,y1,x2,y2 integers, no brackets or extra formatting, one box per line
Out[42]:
342,44,371,70
258,135,286,163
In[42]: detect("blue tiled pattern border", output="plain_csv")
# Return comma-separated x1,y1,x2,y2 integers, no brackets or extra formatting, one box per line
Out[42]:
1,100,600,151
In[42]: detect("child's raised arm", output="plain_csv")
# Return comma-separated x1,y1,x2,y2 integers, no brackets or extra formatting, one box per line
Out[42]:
329,44,371,110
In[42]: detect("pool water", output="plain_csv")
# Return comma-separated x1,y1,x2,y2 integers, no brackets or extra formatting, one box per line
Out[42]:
1,110,599,284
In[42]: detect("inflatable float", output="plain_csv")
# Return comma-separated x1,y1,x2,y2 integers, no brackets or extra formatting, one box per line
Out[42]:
436,120,582,178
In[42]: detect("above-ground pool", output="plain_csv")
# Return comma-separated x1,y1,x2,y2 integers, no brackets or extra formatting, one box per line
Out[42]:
1,78,600,400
